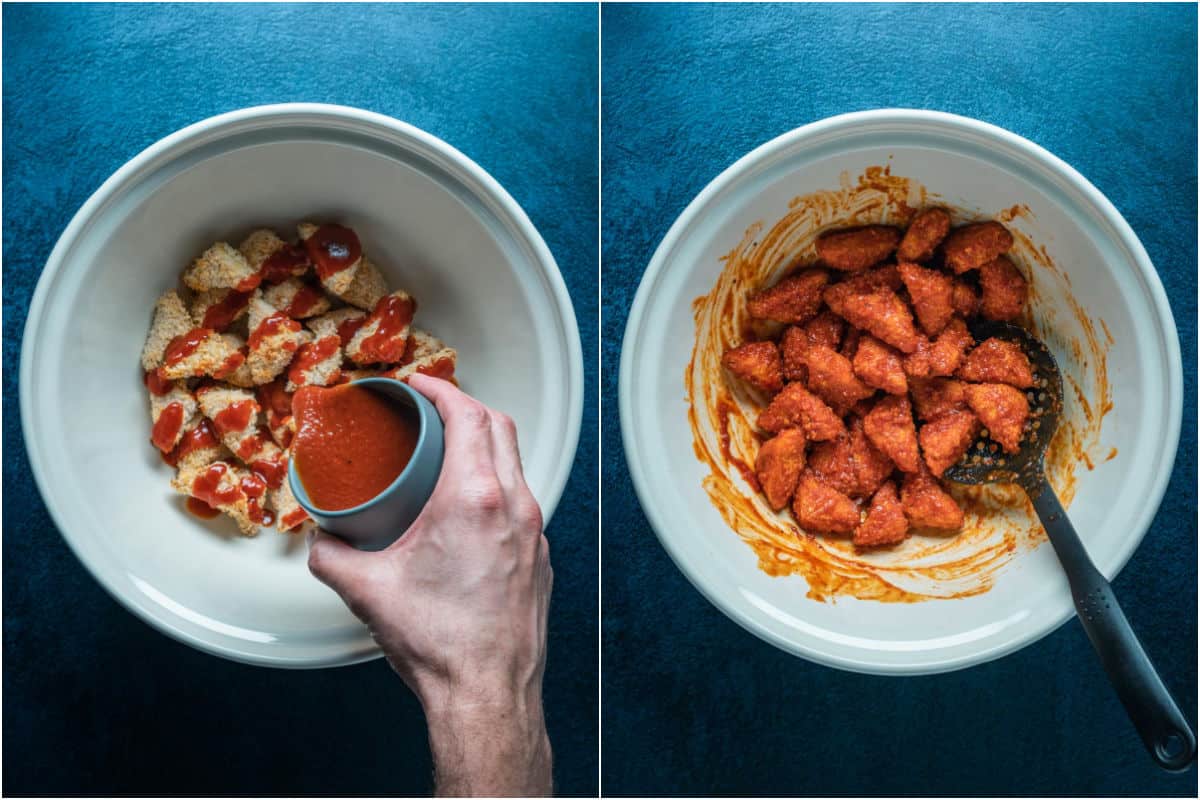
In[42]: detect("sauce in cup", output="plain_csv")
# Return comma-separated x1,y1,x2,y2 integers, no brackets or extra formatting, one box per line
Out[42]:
291,383,421,511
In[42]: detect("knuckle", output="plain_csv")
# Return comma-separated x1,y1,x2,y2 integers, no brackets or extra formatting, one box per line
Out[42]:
463,477,506,514
456,401,492,431
518,494,544,532
494,412,517,436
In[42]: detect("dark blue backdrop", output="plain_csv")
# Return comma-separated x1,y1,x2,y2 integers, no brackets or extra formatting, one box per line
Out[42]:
602,4,1197,796
2,4,597,796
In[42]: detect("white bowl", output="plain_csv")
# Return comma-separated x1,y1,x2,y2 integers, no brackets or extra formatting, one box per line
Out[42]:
20,104,583,667
619,109,1181,674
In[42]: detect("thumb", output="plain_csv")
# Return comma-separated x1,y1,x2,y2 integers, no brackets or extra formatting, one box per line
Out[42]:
307,528,375,606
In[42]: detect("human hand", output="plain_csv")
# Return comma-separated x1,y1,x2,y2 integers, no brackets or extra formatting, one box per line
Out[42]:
307,374,553,796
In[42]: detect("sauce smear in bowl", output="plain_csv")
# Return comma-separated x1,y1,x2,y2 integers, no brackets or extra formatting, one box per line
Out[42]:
292,383,421,510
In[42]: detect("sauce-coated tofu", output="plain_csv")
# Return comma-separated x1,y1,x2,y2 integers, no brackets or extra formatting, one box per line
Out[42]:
804,344,876,411
722,341,784,394
747,269,829,324
793,471,860,534
854,480,909,547
965,383,1030,454
958,337,1035,388
862,395,921,473
943,222,1013,274
853,335,908,396
755,428,807,511
979,256,1028,321
899,261,954,336
757,382,845,441
816,225,901,271
900,467,964,530
896,208,951,263
919,408,981,476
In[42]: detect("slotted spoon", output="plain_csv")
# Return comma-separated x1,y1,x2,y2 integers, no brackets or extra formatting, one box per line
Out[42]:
945,321,1195,772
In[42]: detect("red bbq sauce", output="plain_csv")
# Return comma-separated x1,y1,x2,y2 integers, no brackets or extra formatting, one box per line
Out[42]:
201,290,253,330
164,419,220,467
260,243,310,284
144,370,174,396
212,349,247,380
191,463,242,507
291,383,421,511
151,402,186,453
212,399,257,437
303,224,362,281
335,315,368,346
186,497,222,519
235,273,263,293
248,312,302,350
282,284,325,318
287,335,341,388
160,328,213,374
357,294,416,363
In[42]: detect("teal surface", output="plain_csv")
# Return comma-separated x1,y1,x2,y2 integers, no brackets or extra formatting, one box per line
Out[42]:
601,3,1197,795
3,4,598,795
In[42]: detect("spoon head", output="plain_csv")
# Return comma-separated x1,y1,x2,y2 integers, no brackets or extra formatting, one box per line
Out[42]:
943,321,1064,488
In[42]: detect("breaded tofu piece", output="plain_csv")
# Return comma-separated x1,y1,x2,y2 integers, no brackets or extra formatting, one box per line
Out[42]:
904,318,974,379
942,222,1013,275
919,408,981,476
197,385,262,460
815,225,901,271
307,307,368,345
171,459,262,537
900,467,964,530
345,290,416,365
756,382,845,441
242,435,288,490
722,341,784,394
854,481,909,547
286,335,344,392
804,344,876,412
951,279,981,318
747,269,829,324
899,261,955,336
958,337,1035,388
141,290,194,371
978,256,1028,322
399,328,447,363
779,326,810,382
853,335,908,396
823,265,903,313
257,379,295,450
182,242,260,293
833,287,921,354
190,288,253,332
261,278,332,319
148,380,199,454
808,420,895,498
839,326,861,360
909,377,969,422
897,208,951,263
793,471,860,534
382,346,459,383
862,395,921,473
272,475,310,533
965,383,1030,454
217,333,255,388
246,296,311,384
755,428,807,511
156,328,246,382
169,418,225,474
239,228,310,283
298,222,390,309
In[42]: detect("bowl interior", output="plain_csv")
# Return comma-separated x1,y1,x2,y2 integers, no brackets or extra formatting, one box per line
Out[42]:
22,111,580,666
621,114,1179,673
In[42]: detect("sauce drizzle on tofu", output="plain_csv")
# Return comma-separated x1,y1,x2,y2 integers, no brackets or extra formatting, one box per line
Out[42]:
357,294,416,363
304,224,362,280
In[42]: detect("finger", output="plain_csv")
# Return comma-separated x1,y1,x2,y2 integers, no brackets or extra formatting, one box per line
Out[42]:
307,529,376,610
488,410,525,490
407,374,496,479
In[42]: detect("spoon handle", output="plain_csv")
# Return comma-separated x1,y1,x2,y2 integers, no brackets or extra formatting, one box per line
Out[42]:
1030,475,1195,771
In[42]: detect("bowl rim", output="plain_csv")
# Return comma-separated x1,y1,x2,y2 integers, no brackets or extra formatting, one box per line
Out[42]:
618,108,1183,675
20,102,584,668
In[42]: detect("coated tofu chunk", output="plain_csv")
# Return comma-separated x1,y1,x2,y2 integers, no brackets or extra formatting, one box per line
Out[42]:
190,288,254,332
780,314,845,381
815,225,901,271
286,335,344,392
298,222,390,309
899,261,955,336
197,385,262,460
909,377,969,422
942,222,1013,275
756,382,845,441
832,287,921,353
823,265,903,313
793,471,860,535
307,307,368,345
853,335,908,396
965,383,1030,454
169,418,225,473
272,476,310,532
148,380,199,454
808,419,895,498
156,328,245,382
862,395,921,473
900,467,964,531
958,337,1035,388
804,344,876,412
239,229,310,283
379,347,459,383
754,428,807,511
257,379,295,450
896,208,951,263
345,290,416,364
904,318,974,379
246,296,311,384
171,460,261,537
747,269,829,324
141,290,194,371
979,256,1028,322
951,279,981,317
722,341,784,394
854,481,909,547
182,242,260,293
262,278,332,319
919,408,981,476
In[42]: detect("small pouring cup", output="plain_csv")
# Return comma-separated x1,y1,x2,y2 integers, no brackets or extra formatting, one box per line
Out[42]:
288,378,445,550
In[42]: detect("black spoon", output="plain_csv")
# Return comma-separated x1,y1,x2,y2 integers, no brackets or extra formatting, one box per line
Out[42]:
945,321,1196,772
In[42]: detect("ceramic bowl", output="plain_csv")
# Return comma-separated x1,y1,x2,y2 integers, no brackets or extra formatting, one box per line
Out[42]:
619,109,1182,674
288,378,445,551
21,103,583,667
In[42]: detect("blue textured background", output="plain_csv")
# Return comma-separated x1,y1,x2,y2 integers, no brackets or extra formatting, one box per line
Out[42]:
602,4,1197,796
3,4,597,796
